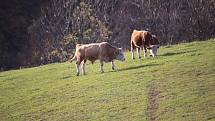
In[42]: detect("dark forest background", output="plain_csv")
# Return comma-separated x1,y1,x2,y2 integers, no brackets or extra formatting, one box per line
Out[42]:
0,0,215,70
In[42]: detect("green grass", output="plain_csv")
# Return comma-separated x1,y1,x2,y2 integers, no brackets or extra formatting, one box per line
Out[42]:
0,39,215,121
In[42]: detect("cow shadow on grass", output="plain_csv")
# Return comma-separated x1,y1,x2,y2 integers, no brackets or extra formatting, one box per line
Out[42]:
106,63,160,73
0,75,7,78
160,50,197,57
61,75,71,79
68,63,160,76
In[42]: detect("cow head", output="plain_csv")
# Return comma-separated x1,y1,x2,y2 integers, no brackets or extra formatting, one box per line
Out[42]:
149,45,159,57
148,35,160,57
115,48,125,61
151,35,160,48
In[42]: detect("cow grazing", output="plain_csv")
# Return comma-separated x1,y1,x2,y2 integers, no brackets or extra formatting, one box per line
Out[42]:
130,30,160,59
70,42,125,76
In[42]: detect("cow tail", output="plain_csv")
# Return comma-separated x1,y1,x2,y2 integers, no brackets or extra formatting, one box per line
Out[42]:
69,55,77,63
131,41,135,50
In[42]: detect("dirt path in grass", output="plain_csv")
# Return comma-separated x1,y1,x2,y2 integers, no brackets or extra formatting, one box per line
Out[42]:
147,81,159,121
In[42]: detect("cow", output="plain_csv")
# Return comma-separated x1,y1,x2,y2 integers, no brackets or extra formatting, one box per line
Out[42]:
70,42,125,76
130,30,160,59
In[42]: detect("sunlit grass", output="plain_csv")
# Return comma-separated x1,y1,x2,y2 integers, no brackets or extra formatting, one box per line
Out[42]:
0,39,215,120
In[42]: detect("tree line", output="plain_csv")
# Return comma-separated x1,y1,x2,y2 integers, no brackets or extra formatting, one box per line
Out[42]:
0,0,214,70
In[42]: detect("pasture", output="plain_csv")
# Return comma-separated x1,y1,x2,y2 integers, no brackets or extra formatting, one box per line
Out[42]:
0,39,215,121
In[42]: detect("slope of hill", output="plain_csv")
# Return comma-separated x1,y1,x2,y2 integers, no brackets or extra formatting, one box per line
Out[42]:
0,39,215,120
1,0,215,70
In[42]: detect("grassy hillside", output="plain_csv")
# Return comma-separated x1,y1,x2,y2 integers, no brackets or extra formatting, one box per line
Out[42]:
0,39,215,121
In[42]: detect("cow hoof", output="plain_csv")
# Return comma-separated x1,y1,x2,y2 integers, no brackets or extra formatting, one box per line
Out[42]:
76,73,79,76
112,67,115,70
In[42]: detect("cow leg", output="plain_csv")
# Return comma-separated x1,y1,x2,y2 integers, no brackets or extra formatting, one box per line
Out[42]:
111,61,115,70
100,60,104,73
136,47,141,59
131,41,135,60
131,49,135,60
76,57,82,76
82,59,87,75
76,62,81,76
143,46,147,58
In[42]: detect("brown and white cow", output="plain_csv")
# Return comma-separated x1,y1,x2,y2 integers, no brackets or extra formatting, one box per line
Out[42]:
70,42,125,76
130,30,160,59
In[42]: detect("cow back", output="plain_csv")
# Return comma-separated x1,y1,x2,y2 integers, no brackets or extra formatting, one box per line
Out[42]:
99,42,119,62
